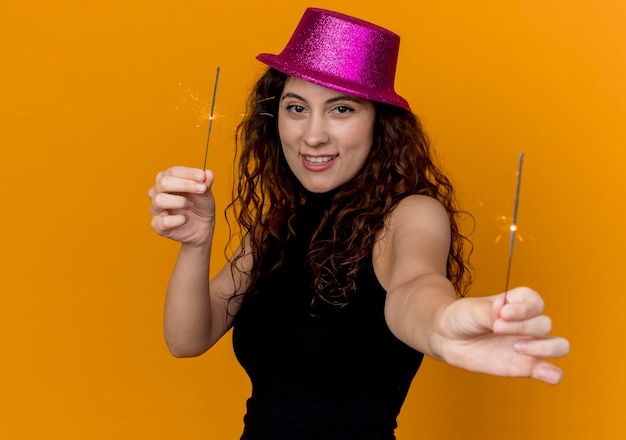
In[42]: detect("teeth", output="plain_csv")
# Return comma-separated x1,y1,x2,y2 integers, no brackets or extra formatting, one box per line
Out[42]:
304,156,336,163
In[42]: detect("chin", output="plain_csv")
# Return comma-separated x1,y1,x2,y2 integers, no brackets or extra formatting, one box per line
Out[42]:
302,181,341,194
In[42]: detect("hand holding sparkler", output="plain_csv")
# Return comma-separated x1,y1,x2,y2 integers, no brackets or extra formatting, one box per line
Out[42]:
149,67,221,246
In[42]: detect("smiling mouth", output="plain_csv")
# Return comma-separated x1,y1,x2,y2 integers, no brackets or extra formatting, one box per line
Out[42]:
303,155,338,164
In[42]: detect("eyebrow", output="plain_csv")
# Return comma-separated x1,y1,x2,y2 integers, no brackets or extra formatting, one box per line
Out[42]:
281,92,363,105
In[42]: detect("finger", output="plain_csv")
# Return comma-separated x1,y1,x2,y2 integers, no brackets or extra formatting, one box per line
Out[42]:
151,192,193,212
531,362,564,385
514,336,570,359
493,314,553,337
159,166,207,181
500,287,545,321
151,212,187,235
156,174,207,195
155,166,209,192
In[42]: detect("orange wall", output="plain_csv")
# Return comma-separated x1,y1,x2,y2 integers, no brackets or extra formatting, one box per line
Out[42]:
1,1,624,438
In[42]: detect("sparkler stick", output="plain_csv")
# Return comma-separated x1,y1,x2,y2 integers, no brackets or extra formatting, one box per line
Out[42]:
203,66,221,171
503,152,525,304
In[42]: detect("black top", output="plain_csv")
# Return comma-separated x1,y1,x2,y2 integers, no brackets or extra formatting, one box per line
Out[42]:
232,193,424,439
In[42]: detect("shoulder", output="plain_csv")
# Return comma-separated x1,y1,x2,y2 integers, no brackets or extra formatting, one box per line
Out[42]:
384,195,450,239
389,194,448,220
374,195,451,291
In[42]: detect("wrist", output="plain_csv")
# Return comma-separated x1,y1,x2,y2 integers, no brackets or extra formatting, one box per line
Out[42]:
180,234,213,260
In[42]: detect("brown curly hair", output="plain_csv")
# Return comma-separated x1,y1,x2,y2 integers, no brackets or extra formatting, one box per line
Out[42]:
227,68,471,305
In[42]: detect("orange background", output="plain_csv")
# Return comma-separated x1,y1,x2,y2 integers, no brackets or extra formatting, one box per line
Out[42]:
1,0,624,438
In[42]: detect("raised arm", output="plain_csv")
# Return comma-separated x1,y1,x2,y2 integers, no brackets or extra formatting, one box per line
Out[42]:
376,195,569,385
149,166,251,357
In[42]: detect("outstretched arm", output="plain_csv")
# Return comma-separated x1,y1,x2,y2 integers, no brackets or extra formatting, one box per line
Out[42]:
377,195,569,385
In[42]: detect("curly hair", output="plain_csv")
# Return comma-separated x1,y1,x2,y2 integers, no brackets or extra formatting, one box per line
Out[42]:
227,68,471,305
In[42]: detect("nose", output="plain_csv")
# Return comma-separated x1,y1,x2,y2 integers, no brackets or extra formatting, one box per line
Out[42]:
303,113,330,147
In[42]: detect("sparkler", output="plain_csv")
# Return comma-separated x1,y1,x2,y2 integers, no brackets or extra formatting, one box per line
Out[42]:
503,152,525,304
203,66,221,171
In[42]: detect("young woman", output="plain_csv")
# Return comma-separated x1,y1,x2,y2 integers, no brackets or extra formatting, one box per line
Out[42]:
149,8,569,439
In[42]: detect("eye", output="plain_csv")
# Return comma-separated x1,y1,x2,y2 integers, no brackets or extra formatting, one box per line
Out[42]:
332,105,354,114
285,104,307,113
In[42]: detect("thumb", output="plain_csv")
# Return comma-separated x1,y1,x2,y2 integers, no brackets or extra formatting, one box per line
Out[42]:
204,169,215,189
491,294,506,325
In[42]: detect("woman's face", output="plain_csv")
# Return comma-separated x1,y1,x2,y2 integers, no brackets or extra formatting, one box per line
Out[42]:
278,77,376,193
